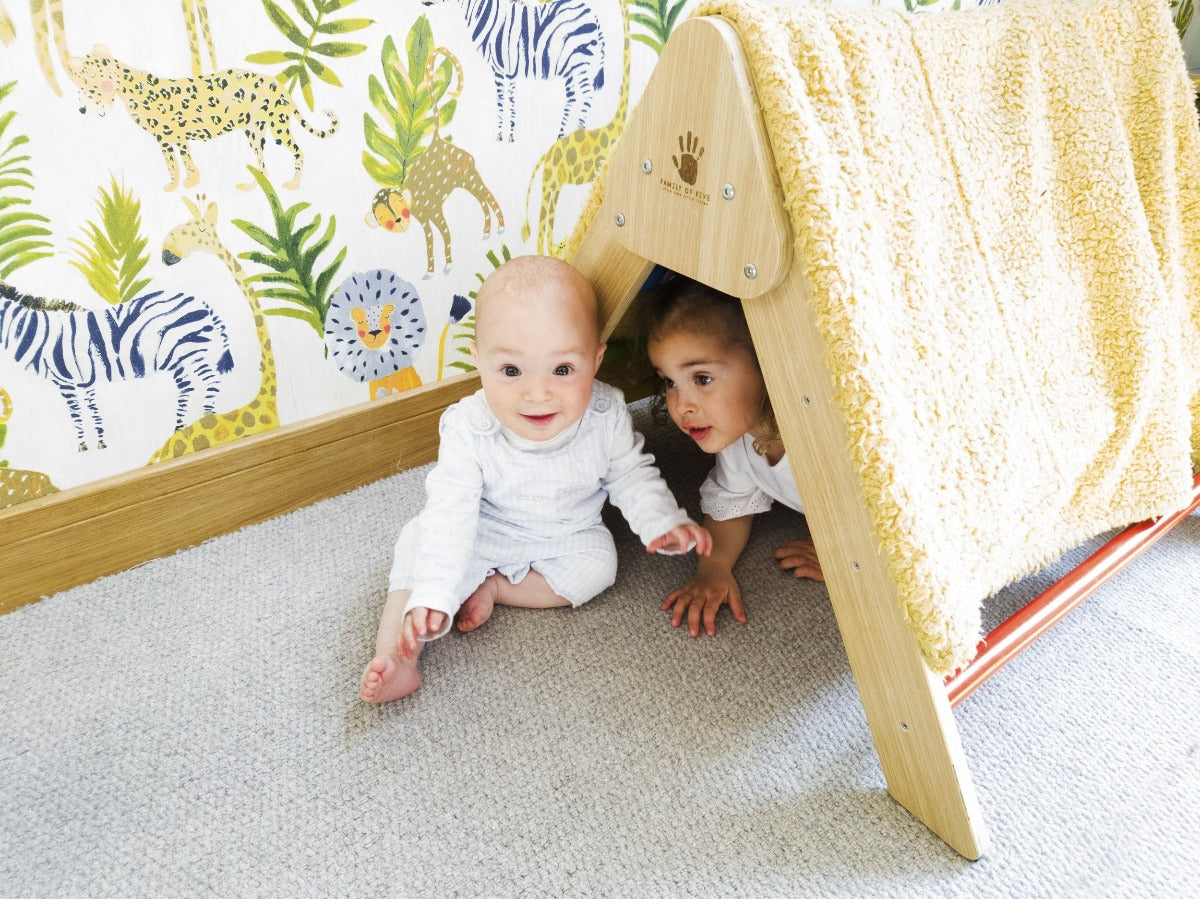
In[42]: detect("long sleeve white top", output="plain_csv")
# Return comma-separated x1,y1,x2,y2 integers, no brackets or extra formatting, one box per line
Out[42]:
698,433,805,521
390,382,691,620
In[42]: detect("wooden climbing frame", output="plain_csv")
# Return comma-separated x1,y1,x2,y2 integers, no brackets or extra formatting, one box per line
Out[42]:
569,15,1199,860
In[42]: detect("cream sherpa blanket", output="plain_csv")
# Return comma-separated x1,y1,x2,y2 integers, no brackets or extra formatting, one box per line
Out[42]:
570,0,1200,673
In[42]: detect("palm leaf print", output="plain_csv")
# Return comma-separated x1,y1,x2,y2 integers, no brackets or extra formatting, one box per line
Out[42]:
362,17,457,188
232,165,346,337
0,81,53,279
246,0,372,111
904,0,963,10
1172,0,1194,39
629,0,689,56
68,176,151,305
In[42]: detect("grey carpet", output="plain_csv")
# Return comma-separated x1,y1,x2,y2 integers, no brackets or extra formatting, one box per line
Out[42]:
2,400,1198,898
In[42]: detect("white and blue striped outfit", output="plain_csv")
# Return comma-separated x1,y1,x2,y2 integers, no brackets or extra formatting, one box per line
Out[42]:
390,381,692,638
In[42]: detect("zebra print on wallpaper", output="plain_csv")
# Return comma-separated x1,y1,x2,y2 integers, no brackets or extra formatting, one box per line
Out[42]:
0,282,234,451
424,0,607,141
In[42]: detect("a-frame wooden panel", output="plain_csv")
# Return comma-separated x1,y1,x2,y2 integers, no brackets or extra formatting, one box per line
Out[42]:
572,15,988,859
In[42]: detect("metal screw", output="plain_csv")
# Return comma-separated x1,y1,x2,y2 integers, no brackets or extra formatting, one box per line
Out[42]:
850,561,861,571
801,396,811,406
615,213,626,227
641,158,653,174
722,183,735,200
743,264,757,280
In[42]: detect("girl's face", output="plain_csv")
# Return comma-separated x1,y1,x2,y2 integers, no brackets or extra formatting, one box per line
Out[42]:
648,329,767,455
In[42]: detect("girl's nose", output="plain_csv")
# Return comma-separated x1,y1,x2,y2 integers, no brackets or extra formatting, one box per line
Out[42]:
674,387,697,413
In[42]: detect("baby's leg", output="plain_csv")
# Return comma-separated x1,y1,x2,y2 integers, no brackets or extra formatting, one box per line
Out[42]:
360,589,422,703
456,570,570,633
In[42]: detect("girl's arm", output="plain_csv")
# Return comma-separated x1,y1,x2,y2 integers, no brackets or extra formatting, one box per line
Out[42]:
662,513,754,637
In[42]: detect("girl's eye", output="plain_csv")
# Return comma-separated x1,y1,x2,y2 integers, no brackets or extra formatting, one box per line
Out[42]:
502,365,520,377
694,374,712,386
661,377,676,389
554,364,572,376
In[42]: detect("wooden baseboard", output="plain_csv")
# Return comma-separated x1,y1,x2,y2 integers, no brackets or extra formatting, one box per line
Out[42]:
0,374,479,614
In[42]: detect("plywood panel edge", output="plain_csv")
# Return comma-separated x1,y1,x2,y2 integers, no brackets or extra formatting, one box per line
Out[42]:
0,375,479,613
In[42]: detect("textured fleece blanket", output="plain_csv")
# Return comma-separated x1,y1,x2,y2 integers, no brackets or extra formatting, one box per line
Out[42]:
570,0,1200,673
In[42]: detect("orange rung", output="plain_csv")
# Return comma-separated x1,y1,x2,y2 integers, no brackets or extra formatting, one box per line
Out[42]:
946,472,1200,707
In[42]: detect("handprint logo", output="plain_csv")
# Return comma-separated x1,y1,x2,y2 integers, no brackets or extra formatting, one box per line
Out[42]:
672,131,704,186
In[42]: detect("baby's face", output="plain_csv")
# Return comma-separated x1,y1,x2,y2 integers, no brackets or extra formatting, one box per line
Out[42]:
472,278,605,442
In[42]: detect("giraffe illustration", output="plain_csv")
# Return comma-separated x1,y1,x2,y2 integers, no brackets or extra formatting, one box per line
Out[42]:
368,49,504,276
181,0,217,74
0,386,59,509
150,197,278,463
32,0,215,95
520,0,631,257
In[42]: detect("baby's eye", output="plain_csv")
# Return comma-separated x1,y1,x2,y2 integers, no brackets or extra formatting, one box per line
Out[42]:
554,364,573,376
502,365,520,377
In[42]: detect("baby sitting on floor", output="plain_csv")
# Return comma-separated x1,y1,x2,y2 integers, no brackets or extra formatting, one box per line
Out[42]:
361,254,711,702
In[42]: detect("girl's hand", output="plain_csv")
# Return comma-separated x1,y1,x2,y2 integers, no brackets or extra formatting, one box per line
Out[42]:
662,569,746,637
397,607,449,657
646,522,713,557
773,538,824,581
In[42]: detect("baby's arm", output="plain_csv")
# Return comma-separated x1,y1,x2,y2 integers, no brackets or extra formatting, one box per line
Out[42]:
773,538,825,581
663,513,754,637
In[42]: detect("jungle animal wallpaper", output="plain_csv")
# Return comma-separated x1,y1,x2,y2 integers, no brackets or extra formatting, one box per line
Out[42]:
0,0,1194,509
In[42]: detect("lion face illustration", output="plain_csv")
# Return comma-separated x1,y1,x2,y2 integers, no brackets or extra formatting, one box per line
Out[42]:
324,269,426,383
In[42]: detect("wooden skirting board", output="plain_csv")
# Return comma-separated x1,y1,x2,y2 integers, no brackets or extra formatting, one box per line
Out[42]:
0,374,478,614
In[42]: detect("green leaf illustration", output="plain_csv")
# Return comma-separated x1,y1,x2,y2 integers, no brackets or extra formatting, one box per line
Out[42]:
67,176,150,305
629,0,688,56
1173,0,1194,39
232,165,347,336
248,0,371,110
362,19,457,188
0,82,53,278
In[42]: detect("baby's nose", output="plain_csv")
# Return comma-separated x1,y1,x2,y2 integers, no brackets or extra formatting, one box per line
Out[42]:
523,378,552,400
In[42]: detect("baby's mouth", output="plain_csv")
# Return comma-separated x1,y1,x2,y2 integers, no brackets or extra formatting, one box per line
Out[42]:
522,413,557,426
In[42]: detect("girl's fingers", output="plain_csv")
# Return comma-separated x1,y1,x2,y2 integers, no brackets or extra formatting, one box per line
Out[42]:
729,590,747,623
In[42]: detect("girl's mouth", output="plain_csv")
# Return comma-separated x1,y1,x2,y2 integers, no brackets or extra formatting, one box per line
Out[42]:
687,426,711,442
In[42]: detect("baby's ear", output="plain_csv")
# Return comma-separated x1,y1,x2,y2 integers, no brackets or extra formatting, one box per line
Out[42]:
468,340,479,364
593,342,607,374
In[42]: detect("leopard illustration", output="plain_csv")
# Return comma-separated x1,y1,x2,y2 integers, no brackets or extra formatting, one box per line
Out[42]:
67,44,338,191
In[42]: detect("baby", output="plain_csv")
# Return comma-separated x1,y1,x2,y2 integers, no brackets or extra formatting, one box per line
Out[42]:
361,255,711,702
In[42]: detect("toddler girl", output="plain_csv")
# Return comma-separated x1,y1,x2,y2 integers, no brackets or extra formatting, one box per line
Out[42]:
645,276,824,638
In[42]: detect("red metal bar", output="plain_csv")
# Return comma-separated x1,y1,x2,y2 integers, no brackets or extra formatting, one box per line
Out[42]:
946,472,1200,707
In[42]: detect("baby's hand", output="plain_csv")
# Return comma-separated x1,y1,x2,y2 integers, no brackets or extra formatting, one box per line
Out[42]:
662,569,745,637
646,522,713,557
398,607,449,657
773,538,825,581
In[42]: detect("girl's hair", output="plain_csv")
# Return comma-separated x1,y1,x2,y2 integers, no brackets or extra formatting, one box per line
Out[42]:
642,274,780,454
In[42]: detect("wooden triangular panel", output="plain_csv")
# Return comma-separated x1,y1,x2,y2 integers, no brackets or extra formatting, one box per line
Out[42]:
604,16,792,298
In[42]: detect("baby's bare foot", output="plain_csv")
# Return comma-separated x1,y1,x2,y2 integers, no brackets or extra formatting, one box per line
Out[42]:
456,578,497,632
359,654,420,703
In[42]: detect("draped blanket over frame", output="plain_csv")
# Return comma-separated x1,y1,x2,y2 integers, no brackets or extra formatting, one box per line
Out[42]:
576,0,1200,673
